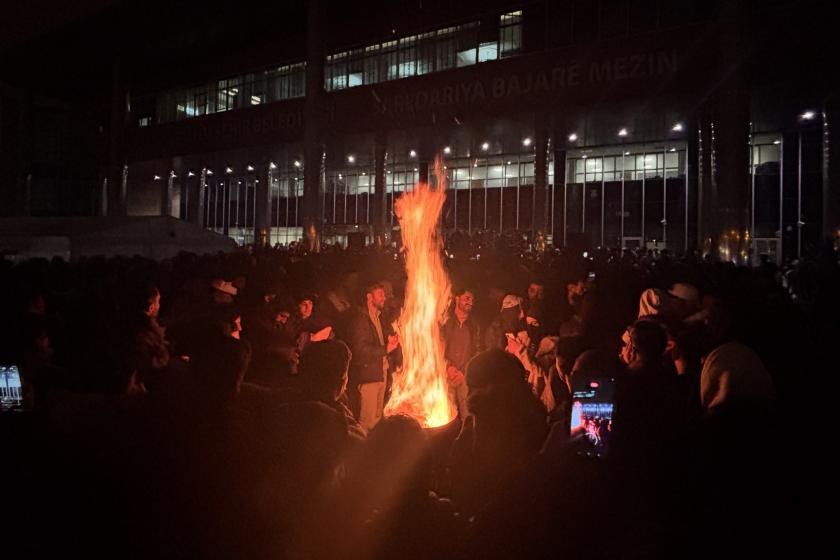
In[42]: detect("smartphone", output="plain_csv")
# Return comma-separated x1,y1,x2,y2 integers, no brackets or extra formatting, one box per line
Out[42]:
0,365,24,412
569,376,615,458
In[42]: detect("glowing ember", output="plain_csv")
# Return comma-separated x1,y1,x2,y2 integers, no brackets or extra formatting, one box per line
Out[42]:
383,159,456,428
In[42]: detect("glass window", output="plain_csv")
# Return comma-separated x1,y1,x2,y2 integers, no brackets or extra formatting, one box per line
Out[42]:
521,162,535,177
436,34,457,71
500,10,523,57
194,86,209,116
759,144,780,164
347,50,364,87
417,35,435,74
488,165,505,179
478,41,498,62
398,36,417,78
454,167,471,181
457,47,476,66
248,73,265,105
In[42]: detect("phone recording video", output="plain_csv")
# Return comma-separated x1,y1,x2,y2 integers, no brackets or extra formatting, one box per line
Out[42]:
0,365,23,412
569,376,615,458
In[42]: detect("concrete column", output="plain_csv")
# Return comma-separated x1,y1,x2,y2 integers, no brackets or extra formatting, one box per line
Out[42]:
303,0,325,252
710,91,750,262
708,0,751,262
552,146,567,247
823,102,839,243
534,114,549,235
254,161,272,247
108,57,128,216
180,173,189,219
162,171,173,217
190,168,206,226
373,129,388,244
686,117,700,253
222,175,230,237
16,91,34,217
417,130,433,186
696,114,713,254
99,176,108,216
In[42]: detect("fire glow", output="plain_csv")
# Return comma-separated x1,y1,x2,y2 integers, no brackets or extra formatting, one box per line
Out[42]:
383,160,456,428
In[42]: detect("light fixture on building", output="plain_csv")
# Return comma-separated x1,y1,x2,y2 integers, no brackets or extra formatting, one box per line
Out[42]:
800,110,816,121
413,167,418,172
506,161,512,165
347,155,355,163
582,154,588,159
293,160,301,168
187,171,195,177
618,128,628,137
153,175,161,181
169,170,176,177
522,137,532,146
672,123,684,132
481,142,490,151
362,172,366,175
247,164,255,172
443,165,447,169
568,133,578,142
225,166,233,174
409,149,417,157
443,146,451,154
206,169,214,176
338,173,343,179
773,139,781,145
387,170,392,174
269,162,277,169
669,148,676,152
624,151,630,156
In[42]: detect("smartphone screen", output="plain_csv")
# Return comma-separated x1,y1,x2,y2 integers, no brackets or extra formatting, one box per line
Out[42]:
570,376,615,458
0,365,23,412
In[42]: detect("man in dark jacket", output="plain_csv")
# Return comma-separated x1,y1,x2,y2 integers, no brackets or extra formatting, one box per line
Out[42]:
347,282,399,431
441,287,482,420
126,283,170,391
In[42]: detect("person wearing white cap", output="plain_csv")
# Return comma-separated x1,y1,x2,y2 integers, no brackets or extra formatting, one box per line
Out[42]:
210,278,238,305
637,282,701,322
484,294,528,351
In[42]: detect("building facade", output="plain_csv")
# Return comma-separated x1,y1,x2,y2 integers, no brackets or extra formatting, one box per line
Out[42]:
37,0,839,262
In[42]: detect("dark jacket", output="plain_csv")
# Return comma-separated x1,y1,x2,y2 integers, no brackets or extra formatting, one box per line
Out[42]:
347,307,392,385
441,312,483,372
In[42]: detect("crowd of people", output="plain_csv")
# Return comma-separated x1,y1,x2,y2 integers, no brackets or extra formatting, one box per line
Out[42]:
1,237,833,558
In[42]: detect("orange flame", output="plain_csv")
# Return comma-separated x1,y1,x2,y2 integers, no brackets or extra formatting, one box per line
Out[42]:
383,160,456,428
